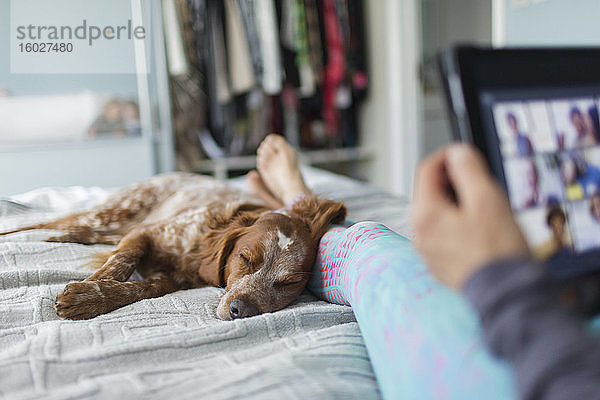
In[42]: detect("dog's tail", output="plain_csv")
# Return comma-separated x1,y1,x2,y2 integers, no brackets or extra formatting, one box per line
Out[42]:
0,212,89,236
0,222,54,235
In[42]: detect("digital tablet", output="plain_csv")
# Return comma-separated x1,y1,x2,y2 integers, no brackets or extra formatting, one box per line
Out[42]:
438,46,600,278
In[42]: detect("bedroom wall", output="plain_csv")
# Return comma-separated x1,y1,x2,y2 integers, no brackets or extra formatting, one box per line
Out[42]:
358,0,494,196
358,0,421,197
420,0,493,159
502,0,600,46
413,0,600,195
358,1,400,196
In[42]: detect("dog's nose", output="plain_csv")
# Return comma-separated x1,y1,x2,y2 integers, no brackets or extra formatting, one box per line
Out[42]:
229,298,259,319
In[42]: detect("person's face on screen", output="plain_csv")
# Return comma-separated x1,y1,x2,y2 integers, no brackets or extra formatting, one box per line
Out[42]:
526,161,539,190
549,213,566,239
507,114,518,135
571,111,586,135
561,158,577,184
591,195,600,222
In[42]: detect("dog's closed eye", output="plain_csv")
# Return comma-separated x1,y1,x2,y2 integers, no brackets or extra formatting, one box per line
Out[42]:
239,253,251,267
274,274,306,287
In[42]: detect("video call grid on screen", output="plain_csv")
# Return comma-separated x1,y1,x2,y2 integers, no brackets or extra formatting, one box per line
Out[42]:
480,88,600,262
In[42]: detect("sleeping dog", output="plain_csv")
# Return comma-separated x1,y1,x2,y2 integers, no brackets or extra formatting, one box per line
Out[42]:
0,173,345,320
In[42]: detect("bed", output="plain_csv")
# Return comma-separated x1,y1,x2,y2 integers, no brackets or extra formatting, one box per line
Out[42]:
0,167,411,399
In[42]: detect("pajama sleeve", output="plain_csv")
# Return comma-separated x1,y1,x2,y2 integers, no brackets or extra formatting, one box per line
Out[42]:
464,258,600,400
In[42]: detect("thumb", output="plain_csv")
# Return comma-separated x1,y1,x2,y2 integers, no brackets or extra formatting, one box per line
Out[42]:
445,144,499,209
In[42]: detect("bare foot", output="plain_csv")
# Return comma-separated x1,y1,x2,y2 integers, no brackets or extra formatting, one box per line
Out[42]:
246,170,284,209
256,134,312,205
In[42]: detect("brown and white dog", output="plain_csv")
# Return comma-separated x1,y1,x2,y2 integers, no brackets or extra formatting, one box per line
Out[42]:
0,173,345,320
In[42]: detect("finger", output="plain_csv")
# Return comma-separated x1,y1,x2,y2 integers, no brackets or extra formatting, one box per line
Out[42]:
445,144,498,208
413,148,456,210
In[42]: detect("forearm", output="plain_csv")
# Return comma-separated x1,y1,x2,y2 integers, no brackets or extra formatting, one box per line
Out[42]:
464,259,600,400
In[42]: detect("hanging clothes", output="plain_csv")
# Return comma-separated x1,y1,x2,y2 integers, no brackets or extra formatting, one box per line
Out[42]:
280,0,301,90
293,0,316,97
237,0,263,83
167,0,369,161
254,0,283,95
225,0,256,94
209,2,231,104
303,0,324,85
168,0,209,169
322,0,346,140
162,0,188,76
346,0,368,100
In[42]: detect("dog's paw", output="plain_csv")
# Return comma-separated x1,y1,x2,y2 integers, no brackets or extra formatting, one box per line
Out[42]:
55,281,106,320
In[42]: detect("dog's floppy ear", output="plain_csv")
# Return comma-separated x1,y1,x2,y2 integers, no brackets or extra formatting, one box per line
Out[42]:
196,204,262,287
203,202,266,231
289,196,346,243
197,227,245,287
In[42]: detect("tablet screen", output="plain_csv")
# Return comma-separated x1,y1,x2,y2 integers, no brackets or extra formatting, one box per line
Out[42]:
438,47,600,276
488,94,600,262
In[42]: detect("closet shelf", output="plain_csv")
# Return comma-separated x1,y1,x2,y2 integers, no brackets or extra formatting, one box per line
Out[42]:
192,146,372,179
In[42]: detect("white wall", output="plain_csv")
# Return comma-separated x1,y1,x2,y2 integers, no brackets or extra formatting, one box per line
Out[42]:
500,0,600,46
359,0,420,197
421,0,492,157
422,0,492,60
358,1,391,192
359,1,494,197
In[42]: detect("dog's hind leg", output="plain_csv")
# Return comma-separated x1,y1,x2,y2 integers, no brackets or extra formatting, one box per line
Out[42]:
1,175,182,237
46,228,123,245
2,173,199,238
0,211,93,236
0,214,127,245
0,209,136,238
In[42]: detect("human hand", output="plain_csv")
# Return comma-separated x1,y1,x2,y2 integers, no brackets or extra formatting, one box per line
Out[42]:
412,144,529,290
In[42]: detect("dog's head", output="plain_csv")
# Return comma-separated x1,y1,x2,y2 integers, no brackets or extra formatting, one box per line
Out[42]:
198,196,346,320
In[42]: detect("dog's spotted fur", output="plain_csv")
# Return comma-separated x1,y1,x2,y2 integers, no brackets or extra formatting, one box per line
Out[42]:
1,173,345,320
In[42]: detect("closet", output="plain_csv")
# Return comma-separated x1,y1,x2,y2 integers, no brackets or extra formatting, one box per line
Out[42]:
163,0,371,179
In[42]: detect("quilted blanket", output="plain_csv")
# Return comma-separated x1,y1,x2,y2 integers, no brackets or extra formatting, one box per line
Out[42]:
0,167,411,400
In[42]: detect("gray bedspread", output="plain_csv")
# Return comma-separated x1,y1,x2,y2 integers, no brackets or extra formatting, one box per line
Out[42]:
0,168,410,400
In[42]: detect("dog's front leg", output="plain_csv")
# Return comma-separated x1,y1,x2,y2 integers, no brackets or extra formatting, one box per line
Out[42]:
55,229,160,319
55,273,179,319
86,229,150,282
